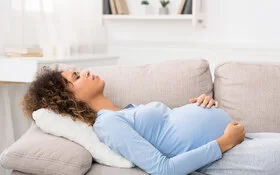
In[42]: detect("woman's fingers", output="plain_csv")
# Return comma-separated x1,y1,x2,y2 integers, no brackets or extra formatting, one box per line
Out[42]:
196,94,206,106
206,99,215,108
214,101,219,108
189,98,197,103
201,96,211,107
192,94,219,109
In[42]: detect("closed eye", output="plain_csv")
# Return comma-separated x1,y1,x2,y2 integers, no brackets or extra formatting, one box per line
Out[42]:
76,75,80,80
73,72,80,80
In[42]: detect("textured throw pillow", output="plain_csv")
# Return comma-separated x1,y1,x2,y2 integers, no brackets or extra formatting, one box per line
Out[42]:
0,123,92,175
33,108,134,168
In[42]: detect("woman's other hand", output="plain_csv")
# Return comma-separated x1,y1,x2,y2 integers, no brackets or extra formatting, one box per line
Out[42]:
216,121,246,153
189,94,219,108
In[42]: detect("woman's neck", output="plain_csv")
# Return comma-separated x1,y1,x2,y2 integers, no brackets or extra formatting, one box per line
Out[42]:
88,95,121,112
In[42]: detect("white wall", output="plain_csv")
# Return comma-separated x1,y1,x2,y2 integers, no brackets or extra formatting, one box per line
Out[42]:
104,0,280,76
205,0,279,47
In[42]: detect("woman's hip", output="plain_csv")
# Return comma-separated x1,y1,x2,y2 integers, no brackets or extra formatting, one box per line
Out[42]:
199,132,280,175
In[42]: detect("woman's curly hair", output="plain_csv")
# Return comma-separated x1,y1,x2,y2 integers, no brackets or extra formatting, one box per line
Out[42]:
21,69,97,126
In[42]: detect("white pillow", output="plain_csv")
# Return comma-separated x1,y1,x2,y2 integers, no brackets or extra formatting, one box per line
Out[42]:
32,108,134,168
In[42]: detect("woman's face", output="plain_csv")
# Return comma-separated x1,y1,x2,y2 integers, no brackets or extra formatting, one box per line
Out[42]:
61,71,105,103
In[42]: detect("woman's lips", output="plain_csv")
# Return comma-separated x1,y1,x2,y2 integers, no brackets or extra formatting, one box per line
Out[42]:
91,75,99,80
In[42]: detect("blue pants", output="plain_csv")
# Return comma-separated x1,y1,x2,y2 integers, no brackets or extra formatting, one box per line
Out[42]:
199,133,280,175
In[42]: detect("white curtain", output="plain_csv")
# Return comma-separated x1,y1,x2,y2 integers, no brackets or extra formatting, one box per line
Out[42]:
0,0,105,174
0,0,105,57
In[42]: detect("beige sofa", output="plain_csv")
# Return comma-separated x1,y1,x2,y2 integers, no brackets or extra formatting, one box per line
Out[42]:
1,59,280,175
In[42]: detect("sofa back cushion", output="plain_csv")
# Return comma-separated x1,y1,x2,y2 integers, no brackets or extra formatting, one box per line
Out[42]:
214,62,280,132
82,59,213,108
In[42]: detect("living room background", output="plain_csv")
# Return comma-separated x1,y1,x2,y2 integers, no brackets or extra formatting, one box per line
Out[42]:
1,1,280,174
0,0,279,64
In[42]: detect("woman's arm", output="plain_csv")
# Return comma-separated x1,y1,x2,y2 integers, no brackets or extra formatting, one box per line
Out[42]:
95,115,223,175
216,121,246,153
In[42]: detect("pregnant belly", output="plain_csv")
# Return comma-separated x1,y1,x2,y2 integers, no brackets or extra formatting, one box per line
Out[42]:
168,103,232,151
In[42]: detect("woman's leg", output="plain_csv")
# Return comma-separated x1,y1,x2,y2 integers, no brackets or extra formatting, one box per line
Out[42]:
199,133,280,175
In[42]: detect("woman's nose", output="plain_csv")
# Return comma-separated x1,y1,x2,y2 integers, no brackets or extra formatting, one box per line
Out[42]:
81,71,90,78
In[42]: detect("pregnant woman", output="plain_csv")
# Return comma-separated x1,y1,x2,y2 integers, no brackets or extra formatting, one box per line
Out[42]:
21,70,280,175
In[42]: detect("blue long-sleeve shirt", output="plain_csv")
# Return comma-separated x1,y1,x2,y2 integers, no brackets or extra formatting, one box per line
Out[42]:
93,102,232,175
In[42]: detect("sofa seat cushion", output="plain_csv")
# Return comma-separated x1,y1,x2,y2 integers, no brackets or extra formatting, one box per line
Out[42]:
12,165,208,175
214,62,280,132
85,163,208,175
85,163,147,175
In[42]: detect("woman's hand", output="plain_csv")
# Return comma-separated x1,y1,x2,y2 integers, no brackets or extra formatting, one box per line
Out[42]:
216,122,246,153
189,94,219,108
